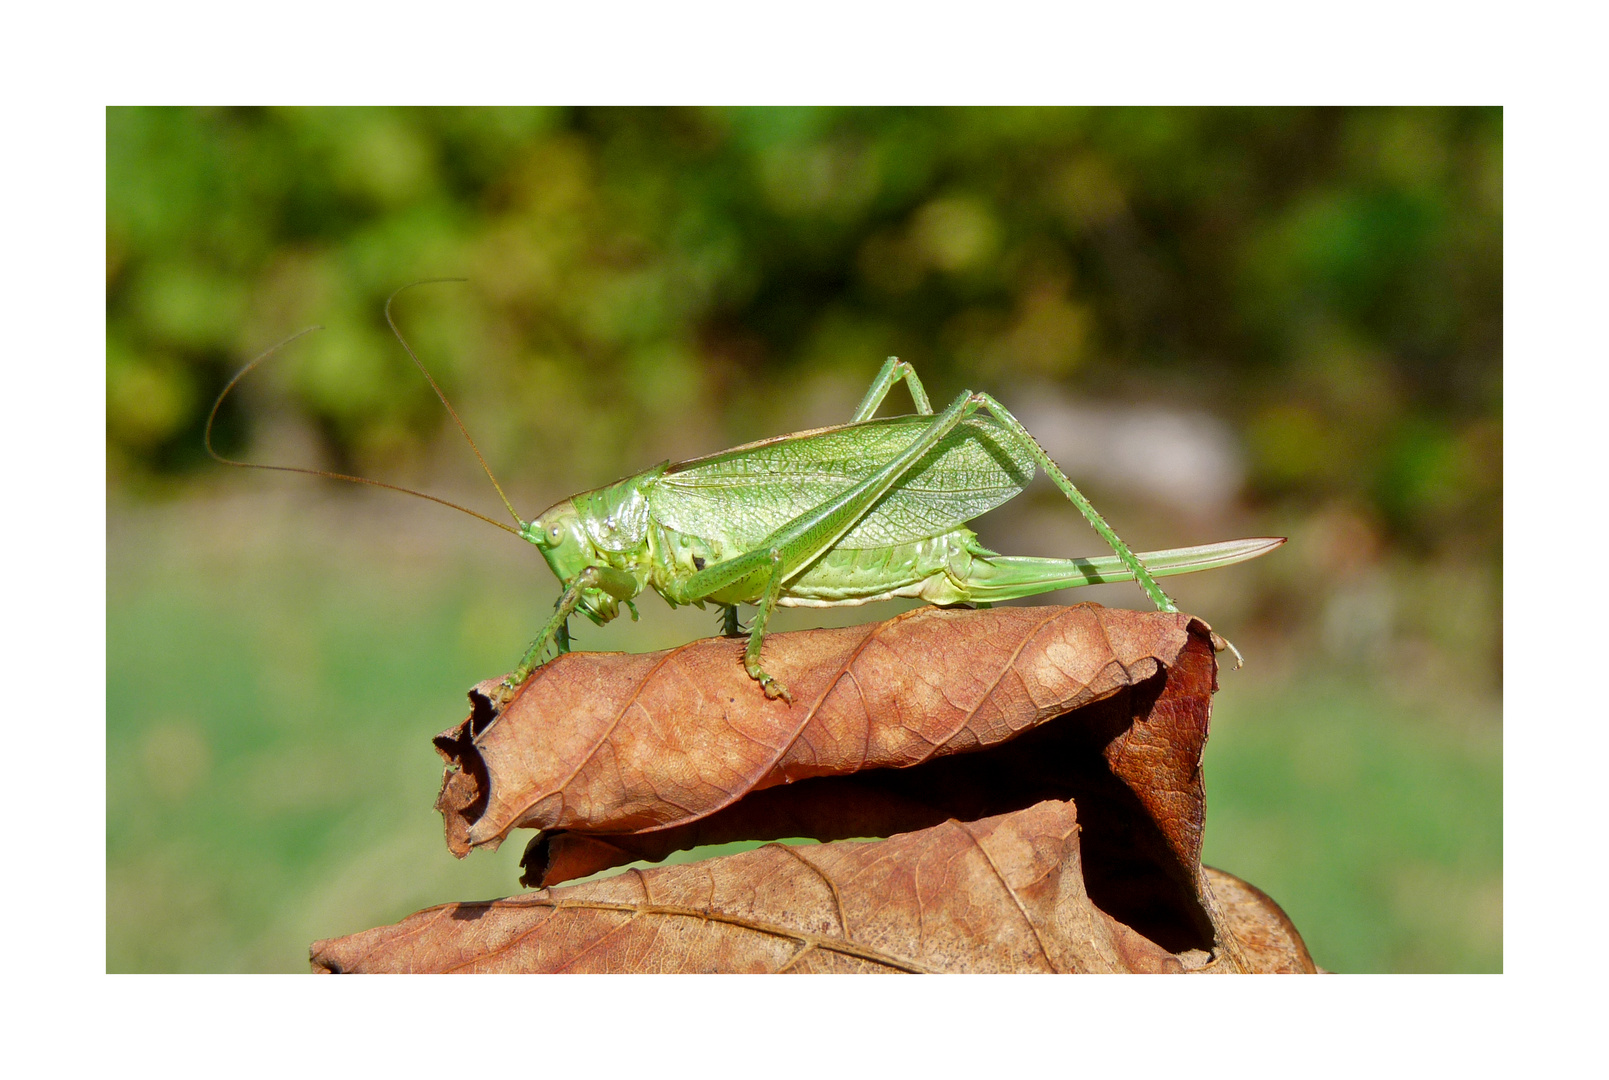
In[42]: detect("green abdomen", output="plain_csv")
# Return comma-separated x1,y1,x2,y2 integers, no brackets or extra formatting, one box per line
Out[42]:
780,533,978,605
646,522,977,608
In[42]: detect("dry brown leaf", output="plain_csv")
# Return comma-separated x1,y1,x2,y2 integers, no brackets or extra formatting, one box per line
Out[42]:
311,800,1313,974
437,605,1214,910
316,604,1319,972
1202,866,1320,974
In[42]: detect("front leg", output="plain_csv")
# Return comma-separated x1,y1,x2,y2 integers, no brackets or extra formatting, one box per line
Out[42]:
496,572,593,706
497,564,638,707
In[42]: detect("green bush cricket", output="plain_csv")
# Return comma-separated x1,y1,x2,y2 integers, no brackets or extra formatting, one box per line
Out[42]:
210,286,1283,707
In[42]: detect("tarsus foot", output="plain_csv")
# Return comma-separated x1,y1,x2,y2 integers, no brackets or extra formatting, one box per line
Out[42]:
745,660,792,703
760,675,793,703
492,679,519,709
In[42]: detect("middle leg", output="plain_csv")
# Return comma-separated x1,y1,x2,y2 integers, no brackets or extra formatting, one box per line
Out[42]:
742,551,791,701
671,389,987,694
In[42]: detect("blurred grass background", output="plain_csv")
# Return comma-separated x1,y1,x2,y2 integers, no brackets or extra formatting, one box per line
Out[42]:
107,106,1500,972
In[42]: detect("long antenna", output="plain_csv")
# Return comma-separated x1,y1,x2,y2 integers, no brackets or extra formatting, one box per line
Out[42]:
385,279,524,529
205,325,523,538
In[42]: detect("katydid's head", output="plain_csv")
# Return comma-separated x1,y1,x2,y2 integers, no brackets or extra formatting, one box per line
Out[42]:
522,499,617,624
524,499,592,580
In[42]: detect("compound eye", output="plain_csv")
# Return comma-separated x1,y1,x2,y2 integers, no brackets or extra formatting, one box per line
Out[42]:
548,524,564,543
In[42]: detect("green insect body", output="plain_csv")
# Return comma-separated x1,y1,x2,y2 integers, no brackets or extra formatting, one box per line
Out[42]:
507,357,1283,704
209,301,1281,708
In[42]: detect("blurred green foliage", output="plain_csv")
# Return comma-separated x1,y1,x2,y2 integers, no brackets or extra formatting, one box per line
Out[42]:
108,106,1500,556
106,108,1501,972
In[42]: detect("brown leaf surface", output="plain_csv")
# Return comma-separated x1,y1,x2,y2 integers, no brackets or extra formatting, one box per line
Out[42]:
1202,866,1320,974
312,800,1313,974
437,605,1213,909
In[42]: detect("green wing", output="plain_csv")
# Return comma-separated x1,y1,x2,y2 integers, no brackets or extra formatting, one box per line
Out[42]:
648,415,1035,550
